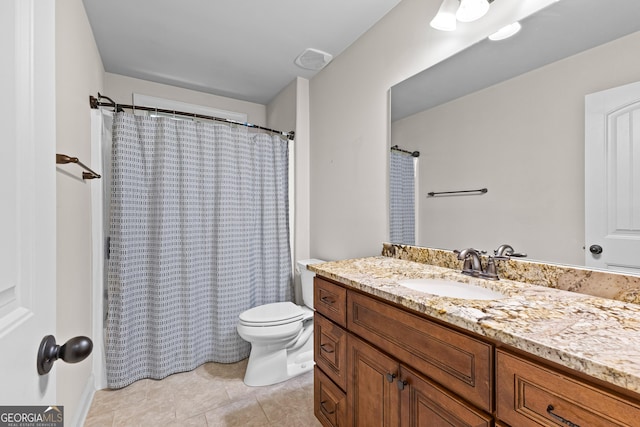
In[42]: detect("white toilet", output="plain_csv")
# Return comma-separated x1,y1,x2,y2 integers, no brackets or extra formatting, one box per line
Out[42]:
237,258,325,386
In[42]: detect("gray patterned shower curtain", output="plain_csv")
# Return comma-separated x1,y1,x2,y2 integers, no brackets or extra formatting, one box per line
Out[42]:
390,150,415,244
106,112,292,389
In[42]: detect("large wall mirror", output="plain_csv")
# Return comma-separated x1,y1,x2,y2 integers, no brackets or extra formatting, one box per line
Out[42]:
390,0,640,267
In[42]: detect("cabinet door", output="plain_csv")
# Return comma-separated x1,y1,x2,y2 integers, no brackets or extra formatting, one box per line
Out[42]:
399,366,492,427
348,335,400,427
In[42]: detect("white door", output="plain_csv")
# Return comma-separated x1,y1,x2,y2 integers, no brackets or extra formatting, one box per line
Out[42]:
0,0,57,405
585,80,640,273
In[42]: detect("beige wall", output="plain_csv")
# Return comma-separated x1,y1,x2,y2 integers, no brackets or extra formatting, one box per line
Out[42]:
308,0,556,261
104,73,267,126
392,31,640,266
267,78,297,133
55,0,104,424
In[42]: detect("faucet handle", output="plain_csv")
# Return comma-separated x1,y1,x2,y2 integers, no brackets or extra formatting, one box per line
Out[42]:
494,244,527,259
509,252,527,258
482,257,499,280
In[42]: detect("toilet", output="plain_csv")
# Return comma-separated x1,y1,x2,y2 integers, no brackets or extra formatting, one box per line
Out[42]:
237,258,325,386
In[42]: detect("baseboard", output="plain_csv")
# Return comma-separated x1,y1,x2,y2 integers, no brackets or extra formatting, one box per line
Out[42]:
70,374,96,427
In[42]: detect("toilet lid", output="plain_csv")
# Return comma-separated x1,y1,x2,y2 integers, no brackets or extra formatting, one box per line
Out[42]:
239,302,305,327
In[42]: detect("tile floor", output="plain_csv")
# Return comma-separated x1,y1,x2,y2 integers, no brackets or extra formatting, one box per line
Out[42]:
85,359,322,426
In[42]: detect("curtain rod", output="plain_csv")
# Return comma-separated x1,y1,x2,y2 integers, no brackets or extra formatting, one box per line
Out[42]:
391,145,420,157
89,93,295,141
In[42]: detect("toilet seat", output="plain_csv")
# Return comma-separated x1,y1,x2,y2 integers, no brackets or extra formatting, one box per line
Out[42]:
239,302,305,327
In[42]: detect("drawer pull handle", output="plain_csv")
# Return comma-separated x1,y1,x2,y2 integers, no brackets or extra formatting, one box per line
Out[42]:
397,379,407,390
385,373,396,383
320,343,335,353
547,405,580,427
320,296,336,304
320,400,336,415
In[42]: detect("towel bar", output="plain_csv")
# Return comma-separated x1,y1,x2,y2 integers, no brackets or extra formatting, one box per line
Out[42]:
56,154,101,180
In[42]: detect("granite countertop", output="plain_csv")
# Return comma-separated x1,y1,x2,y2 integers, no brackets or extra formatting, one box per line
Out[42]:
309,256,640,395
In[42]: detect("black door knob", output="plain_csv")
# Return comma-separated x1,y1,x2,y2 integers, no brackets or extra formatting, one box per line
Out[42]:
37,335,93,375
589,244,603,255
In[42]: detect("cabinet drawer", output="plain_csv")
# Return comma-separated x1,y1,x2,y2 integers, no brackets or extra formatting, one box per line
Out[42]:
314,313,348,391
496,350,640,427
347,291,493,412
315,367,347,427
315,277,347,327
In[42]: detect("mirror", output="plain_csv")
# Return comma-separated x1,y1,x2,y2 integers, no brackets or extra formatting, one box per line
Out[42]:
390,0,640,266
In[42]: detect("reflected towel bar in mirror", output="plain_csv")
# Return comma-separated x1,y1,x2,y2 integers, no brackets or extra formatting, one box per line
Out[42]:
427,188,487,197
56,154,101,180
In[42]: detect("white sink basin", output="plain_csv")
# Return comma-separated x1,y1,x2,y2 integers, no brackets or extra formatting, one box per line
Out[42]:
397,278,505,300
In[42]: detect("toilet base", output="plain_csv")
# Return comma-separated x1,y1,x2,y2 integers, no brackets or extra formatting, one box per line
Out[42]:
243,325,314,387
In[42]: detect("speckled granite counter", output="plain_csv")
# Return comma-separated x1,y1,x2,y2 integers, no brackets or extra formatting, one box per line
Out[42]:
309,256,640,395
383,243,640,304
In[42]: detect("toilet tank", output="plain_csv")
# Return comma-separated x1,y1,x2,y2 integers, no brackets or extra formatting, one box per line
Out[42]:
296,259,326,309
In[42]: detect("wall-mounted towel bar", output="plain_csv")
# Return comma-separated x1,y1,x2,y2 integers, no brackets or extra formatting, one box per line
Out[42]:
427,188,487,197
56,154,101,180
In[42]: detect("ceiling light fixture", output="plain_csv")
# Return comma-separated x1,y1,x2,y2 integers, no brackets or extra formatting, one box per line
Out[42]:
456,0,490,23
488,22,522,41
430,0,494,31
429,0,458,31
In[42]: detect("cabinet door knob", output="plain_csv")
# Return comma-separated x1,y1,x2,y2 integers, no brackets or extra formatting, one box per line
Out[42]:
397,379,408,390
385,373,396,383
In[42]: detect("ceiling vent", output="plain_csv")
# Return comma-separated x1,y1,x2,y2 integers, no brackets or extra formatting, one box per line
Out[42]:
294,48,333,71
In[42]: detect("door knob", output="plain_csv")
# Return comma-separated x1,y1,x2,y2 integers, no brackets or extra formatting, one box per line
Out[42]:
589,244,603,255
37,335,93,375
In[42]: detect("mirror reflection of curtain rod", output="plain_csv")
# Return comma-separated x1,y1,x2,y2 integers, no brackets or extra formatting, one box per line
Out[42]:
391,145,420,157
428,188,487,197
90,93,295,141
56,154,101,180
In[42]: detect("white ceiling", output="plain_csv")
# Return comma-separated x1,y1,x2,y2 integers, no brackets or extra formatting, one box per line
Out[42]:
82,0,402,105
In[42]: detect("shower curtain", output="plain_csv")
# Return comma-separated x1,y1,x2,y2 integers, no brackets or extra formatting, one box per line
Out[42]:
390,150,415,244
106,112,292,389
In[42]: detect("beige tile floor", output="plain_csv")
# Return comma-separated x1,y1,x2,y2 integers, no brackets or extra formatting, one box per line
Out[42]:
85,359,322,426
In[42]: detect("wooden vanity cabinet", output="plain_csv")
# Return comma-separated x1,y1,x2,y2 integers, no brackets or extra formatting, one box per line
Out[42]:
314,275,640,427
314,276,492,427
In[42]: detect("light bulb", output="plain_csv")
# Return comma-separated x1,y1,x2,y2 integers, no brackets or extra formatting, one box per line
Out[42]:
430,0,458,31
456,0,490,23
488,22,522,41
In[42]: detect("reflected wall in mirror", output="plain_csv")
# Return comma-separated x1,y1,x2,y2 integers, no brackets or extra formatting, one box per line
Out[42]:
390,0,640,267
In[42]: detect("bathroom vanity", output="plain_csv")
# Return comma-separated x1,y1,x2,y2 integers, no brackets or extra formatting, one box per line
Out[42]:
310,255,640,427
